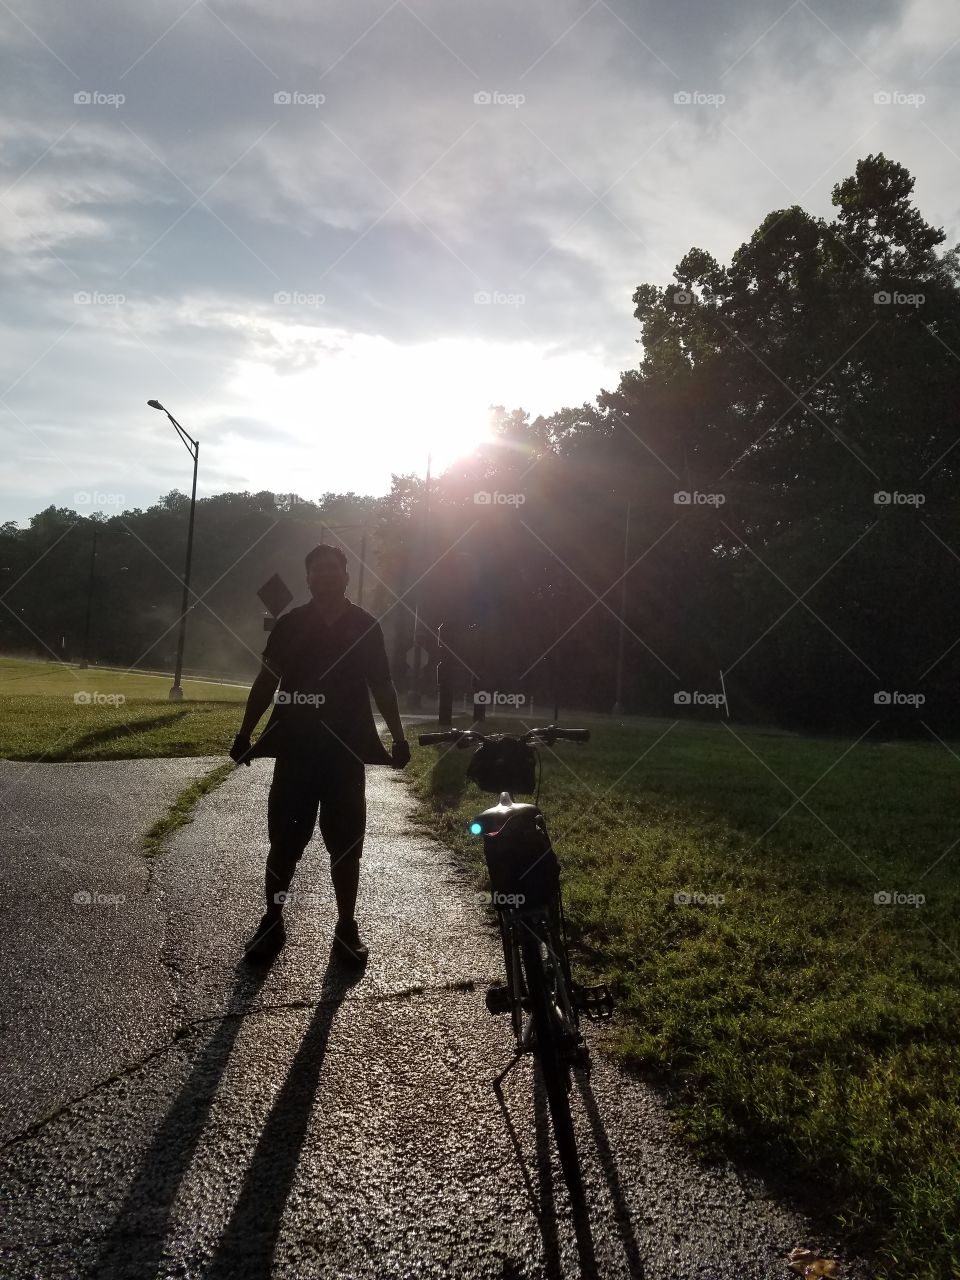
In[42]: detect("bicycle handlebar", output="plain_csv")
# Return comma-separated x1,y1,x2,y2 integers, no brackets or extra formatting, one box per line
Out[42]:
417,725,590,747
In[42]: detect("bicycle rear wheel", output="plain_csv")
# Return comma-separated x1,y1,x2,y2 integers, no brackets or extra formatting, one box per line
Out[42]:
520,932,585,1205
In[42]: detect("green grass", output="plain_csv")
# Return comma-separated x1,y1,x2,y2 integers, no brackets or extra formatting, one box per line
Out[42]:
0,657,248,760
406,714,960,1280
143,760,236,857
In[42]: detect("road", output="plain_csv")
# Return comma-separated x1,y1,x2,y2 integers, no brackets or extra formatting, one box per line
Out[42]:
0,754,872,1279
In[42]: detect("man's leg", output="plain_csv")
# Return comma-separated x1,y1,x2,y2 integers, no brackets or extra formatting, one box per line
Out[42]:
329,852,361,924
264,844,300,915
266,754,321,915
317,755,367,924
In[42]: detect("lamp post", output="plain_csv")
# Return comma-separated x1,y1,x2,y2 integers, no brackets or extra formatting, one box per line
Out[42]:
147,399,199,701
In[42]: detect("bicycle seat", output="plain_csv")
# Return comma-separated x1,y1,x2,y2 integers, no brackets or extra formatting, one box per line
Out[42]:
472,793,541,837
472,795,559,908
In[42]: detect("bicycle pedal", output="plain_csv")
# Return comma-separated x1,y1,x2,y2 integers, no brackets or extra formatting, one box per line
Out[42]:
572,982,615,1021
485,985,513,1015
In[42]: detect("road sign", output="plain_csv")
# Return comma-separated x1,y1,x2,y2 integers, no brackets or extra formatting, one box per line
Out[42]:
257,573,293,618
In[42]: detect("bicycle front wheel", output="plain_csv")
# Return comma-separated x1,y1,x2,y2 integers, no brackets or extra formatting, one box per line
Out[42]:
520,933,584,1204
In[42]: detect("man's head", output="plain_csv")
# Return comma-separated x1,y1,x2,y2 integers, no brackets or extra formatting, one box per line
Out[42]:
305,544,348,601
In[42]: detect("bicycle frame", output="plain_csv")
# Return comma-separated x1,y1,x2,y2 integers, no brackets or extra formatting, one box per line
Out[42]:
493,882,589,1207
498,899,583,1060
418,721,609,1212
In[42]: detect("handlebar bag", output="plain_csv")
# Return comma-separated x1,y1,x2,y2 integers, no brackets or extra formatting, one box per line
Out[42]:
466,739,537,795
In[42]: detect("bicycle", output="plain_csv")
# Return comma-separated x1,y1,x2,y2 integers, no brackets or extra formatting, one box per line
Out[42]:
417,723,614,1205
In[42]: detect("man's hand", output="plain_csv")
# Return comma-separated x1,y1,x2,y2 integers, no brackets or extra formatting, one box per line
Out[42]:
391,738,411,769
230,733,254,766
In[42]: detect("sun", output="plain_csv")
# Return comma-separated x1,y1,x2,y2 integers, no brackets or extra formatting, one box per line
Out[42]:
220,323,610,497
225,330,500,489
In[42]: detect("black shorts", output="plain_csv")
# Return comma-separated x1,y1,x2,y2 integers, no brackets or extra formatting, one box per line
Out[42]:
267,749,366,863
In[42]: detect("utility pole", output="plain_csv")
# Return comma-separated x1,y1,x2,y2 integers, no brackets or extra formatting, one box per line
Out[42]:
408,452,431,710
357,530,367,609
612,498,631,715
80,522,99,670
312,521,373,606
437,620,453,727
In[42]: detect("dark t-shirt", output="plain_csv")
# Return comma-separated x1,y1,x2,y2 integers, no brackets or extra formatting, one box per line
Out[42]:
249,600,392,765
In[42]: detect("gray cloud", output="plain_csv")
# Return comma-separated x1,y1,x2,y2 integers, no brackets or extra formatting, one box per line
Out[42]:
1,0,957,524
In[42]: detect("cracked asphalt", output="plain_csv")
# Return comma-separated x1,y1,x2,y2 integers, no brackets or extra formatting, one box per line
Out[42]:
0,755,220,1141
0,753,874,1279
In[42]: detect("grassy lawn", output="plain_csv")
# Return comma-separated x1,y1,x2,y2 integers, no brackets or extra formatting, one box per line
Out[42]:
0,657,247,760
407,713,960,1280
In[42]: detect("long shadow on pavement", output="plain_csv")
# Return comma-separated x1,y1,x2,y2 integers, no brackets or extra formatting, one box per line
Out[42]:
204,952,363,1279
493,1064,564,1277
573,1067,646,1276
92,958,270,1278
494,1057,602,1278
493,1054,649,1277
92,953,356,1279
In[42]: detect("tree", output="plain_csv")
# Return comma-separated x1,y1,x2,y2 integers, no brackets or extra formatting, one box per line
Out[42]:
598,154,960,728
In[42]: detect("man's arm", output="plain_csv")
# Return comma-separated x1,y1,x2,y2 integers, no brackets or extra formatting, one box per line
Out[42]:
238,661,280,738
369,680,405,743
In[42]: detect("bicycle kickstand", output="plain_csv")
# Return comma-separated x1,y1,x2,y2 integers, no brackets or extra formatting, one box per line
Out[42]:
493,1047,529,1089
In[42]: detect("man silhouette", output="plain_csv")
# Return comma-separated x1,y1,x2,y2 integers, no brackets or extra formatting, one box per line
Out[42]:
230,544,410,963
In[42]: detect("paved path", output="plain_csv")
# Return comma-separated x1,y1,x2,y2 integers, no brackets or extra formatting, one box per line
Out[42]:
0,756,219,1140
0,756,871,1279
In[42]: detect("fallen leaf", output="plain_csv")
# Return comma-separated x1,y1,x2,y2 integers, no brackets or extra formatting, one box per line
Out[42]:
788,1248,817,1274
787,1246,839,1277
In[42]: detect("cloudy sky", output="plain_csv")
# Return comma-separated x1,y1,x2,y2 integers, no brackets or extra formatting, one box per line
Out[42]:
1,0,957,525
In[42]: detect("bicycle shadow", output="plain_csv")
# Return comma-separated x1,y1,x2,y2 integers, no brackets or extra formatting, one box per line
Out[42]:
492,1070,562,1276
492,1056,645,1279
92,951,361,1280
573,1064,647,1277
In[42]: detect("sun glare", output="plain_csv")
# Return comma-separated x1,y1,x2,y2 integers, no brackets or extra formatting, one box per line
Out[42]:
225,331,512,491
220,324,613,498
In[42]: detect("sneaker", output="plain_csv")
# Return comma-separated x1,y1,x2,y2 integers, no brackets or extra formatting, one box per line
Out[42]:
333,917,368,965
245,911,285,961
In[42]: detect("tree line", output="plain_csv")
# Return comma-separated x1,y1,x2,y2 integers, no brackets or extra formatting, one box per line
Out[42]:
2,155,957,733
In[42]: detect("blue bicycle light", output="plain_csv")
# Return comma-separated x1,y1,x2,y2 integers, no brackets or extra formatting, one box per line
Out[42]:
469,821,483,836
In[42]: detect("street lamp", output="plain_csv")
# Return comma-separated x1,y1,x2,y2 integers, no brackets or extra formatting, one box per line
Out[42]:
147,399,199,701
